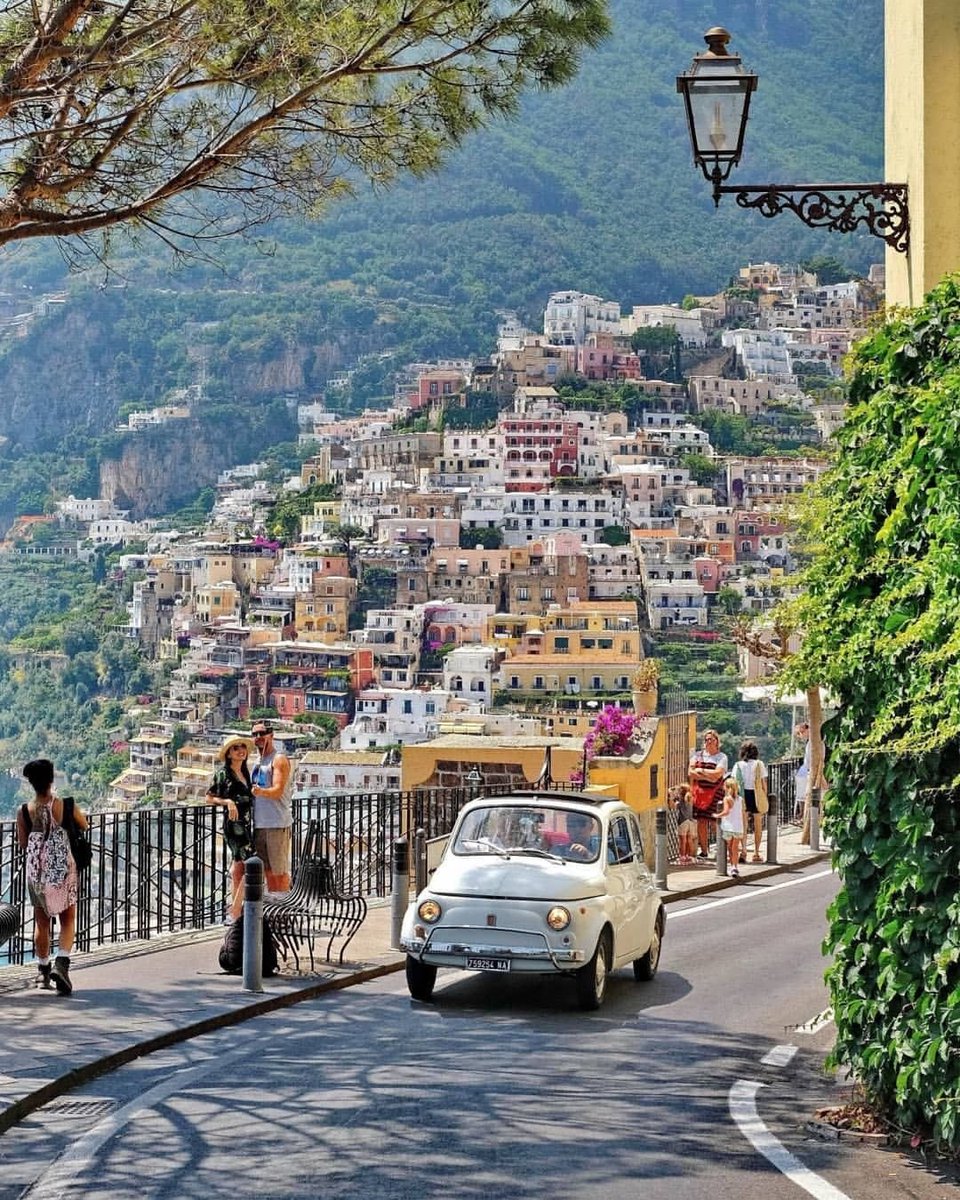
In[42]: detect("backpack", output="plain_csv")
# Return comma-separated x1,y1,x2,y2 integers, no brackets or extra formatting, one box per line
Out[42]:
218,913,279,977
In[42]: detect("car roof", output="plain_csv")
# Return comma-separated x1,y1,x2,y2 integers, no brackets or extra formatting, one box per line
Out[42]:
465,790,624,811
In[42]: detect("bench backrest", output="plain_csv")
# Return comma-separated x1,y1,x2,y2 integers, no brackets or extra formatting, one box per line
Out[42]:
295,857,336,899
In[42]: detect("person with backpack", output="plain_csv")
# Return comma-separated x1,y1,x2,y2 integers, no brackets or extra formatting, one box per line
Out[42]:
688,729,728,861
16,758,88,995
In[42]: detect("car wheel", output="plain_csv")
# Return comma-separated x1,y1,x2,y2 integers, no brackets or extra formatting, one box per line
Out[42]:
576,930,611,1011
406,954,438,1002
633,909,664,982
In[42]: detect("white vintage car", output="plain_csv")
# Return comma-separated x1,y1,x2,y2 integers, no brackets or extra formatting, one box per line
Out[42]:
400,792,664,1010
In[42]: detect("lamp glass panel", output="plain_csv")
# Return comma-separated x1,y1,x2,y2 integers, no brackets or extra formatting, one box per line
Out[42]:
686,63,751,162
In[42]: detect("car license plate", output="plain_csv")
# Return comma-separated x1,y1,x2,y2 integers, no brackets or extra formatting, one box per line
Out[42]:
465,956,511,972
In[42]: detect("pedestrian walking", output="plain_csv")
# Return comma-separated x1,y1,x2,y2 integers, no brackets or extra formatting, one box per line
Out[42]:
250,721,293,894
16,759,87,995
205,734,256,920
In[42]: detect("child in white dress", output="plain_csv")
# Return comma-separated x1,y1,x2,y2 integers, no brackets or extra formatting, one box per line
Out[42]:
718,776,745,878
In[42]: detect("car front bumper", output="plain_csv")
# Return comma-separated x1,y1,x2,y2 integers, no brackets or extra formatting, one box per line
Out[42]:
401,927,587,972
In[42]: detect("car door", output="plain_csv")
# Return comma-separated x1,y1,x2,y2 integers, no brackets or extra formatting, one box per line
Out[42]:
626,811,660,954
605,812,647,960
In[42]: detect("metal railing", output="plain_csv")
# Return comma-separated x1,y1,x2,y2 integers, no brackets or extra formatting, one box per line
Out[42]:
1,766,803,966
0,785,511,966
768,756,803,827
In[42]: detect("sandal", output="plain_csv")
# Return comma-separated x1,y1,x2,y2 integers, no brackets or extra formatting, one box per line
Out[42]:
752,854,762,863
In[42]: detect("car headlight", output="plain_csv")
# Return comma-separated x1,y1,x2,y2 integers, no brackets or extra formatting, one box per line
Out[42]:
418,899,442,923
546,906,571,931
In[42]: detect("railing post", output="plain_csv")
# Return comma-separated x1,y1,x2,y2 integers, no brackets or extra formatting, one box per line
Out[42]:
243,855,264,994
809,785,821,851
766,801,779,865
390,836,409,951
414,827,427,895
654,808,668,890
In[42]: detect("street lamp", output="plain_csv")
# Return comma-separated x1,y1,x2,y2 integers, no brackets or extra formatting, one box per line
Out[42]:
677,27,910,253
466,765,483,787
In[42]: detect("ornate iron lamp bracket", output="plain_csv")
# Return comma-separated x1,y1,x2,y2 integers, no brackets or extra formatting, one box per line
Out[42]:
714,179,910,254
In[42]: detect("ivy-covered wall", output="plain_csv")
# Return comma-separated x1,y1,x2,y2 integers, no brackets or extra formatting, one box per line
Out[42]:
788,276,960,1147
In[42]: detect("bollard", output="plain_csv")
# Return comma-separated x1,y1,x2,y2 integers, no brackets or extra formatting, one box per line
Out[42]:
809,786,821,851
766,804,779,865
243,855,264,994
715,824,728,877
414,826,427,895
390,836,410,951
654,808,668,890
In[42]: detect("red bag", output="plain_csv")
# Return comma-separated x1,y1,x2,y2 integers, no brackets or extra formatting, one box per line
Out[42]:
690,766,724,814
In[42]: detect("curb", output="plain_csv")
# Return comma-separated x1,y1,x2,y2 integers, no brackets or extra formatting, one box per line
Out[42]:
660,849,832,903
0,955,405,1138
806,1120,892,1146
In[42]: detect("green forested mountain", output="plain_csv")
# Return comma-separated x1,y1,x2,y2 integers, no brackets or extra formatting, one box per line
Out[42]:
0,0,882,466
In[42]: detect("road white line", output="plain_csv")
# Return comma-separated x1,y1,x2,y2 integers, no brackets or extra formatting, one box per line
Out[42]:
730,1080,851,1200
25,1045,249,1199
668,868,834,918
762,1044,798,1067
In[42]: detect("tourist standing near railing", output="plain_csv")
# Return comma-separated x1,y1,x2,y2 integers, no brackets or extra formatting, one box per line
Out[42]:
734,741,768,864
250,721,293,894
205,734,256,921
688,729,728,861
16,759,87,995
794,722,812,823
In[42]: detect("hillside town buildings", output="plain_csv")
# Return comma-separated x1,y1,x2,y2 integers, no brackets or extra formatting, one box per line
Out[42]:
17,258,872,810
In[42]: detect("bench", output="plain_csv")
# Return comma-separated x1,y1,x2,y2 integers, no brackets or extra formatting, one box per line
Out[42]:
0,902,19,949
263,820,368,970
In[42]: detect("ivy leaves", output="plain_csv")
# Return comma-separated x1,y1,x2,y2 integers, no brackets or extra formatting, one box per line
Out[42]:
793,278,960,1149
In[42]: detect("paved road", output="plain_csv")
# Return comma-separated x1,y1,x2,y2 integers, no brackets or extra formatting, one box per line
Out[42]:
5,865,955,1199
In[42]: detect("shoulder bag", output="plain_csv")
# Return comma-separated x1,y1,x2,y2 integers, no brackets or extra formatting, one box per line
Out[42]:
754,764,769,815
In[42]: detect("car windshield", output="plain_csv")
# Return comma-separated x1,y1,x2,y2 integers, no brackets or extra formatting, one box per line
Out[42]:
453,804,603,863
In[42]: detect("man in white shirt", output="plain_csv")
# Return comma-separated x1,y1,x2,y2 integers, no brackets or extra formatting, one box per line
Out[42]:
794,722,812,821
250,721,293,894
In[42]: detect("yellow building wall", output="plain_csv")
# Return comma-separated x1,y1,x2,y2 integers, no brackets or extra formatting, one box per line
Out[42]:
503,660,635,693
587,711,696,865
886,1,960,305
401,742,583,790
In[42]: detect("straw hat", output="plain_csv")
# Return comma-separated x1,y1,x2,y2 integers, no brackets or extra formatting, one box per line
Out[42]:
217,734,255,762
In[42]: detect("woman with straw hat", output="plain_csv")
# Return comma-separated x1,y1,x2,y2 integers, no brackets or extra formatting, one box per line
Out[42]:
206,734,256,920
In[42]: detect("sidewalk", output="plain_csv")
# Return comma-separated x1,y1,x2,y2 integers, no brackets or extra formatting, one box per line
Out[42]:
0,826,828,1136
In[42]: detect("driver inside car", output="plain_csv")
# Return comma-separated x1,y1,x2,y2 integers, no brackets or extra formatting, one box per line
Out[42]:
558,813,601,860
